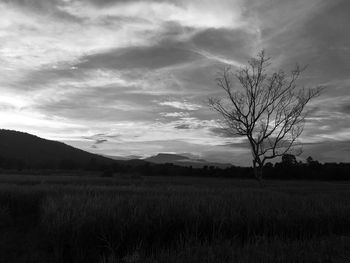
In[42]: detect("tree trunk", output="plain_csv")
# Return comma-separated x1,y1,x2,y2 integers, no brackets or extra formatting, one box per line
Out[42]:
253,160,264,187
257,166,264,187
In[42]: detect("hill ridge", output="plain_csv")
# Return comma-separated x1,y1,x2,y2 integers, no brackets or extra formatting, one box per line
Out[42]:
0,129,113,169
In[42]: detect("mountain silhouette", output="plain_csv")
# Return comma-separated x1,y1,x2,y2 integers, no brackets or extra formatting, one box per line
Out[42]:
145,153,190,163
0,129,113,169
145,153,232,168
0,130,232,171
104,155,143,161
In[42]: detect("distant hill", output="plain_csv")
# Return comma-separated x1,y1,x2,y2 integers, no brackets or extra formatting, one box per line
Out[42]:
144,153,232,168
0,130,232,171
104,155,143,161
145,153,190,163
0,129,113,169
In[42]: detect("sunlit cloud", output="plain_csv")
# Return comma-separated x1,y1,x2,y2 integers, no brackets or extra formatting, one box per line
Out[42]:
160,112,190,118
59,0,247,29
159,101,202,111
193,49,244,67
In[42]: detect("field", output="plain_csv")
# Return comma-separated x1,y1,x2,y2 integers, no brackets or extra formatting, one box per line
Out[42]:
0,173,349,263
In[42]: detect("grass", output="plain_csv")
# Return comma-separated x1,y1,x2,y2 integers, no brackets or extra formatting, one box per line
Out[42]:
0,174,349,262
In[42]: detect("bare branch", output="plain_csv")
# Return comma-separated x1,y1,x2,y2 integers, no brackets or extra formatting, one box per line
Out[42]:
209,51,322,180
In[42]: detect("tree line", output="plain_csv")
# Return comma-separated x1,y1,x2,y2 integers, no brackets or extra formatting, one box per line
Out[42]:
0,154,349,181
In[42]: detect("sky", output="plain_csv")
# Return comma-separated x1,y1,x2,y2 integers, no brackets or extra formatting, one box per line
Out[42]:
0,0,350,165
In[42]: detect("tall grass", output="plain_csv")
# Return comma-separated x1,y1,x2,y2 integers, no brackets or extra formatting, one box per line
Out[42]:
0,175,349,262
0,205,11,229
40,185,350,263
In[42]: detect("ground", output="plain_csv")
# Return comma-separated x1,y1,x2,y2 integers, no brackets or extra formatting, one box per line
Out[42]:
0,173,349,263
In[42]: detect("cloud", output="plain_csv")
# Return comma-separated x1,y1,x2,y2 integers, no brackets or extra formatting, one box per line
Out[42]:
301,93,350,142
301,140,350,163
95,139,108,144
0,0,158,72
340,104,350,115
161,112,190,118
252,0,350,81
1,0,349,165
174,124,191,130
59,0,246,29
190,28,258,65
159,101,202,111
76,43,203,70
210,127,237,138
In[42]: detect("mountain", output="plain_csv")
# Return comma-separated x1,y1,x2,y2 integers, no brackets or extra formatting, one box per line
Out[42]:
0,129,113,169
104,155,143,161
144,153,232,168
0,130,232,171
145,153,190,163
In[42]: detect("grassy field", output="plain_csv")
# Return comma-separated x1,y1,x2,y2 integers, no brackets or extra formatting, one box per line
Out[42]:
0,173,349,263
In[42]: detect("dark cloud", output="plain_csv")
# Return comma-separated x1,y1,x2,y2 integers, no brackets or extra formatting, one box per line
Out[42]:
191,28,257,62
76,43,202,70
210,127,236,138
0,103,16,111
301,140,350,163
95,139,108,144
158,22,197,42
83,133,119,140
35,98,157,122
2,0,60,12
104,134,121,139
306,95,350,123
14,67,82,90
220,141,249,148
341,104,350,115
174,124,190,129
84,133,106,138
259,1,350,82
2,0,84,22
85,0,135,6
32,82,201,122
167,60,223,95
83,0,184,8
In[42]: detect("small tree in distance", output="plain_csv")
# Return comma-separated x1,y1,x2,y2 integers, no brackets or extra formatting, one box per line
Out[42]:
209,51,322,186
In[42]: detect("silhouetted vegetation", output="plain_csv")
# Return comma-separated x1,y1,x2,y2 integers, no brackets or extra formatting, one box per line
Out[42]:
1,153,350,181
0,175,349,262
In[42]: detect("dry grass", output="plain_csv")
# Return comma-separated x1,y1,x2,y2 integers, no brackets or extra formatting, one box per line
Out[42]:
0,174,349,262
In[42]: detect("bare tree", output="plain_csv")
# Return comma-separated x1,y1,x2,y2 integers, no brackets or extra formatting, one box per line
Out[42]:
209,51,322,185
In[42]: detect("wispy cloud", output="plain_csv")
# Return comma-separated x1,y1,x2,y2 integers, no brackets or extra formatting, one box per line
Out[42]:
159,101,202,111
160,112,190,118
